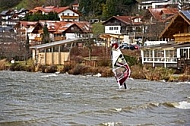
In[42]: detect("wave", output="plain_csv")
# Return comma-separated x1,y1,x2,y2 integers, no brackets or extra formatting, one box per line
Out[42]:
176,81,190,85
174,101,190,109
99,122,122,126
101,101,190,114
162,101,190,109
41,73,58,77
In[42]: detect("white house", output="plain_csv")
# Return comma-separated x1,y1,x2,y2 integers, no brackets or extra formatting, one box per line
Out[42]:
138,0,190,10
141,42,190,68
29,6,80,22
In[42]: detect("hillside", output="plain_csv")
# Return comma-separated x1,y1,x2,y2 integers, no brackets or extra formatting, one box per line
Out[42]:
0,0,138,21
0,0,22,11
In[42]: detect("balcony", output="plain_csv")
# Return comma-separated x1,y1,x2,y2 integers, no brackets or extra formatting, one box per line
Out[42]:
173,33,190,43
35,37,42,41
61,15,79,19
54,36,66,41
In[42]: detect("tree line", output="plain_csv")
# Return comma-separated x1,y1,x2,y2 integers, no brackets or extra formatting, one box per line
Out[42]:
0,0,138,20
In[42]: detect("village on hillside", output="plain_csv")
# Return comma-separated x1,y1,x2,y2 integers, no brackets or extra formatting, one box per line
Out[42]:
0,0,190,75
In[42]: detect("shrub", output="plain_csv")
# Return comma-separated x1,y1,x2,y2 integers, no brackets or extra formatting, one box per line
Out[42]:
69,64,88,75
9,63,26,71
143,66,174,81
130,65,146,79
41,65,57,73
178,75,190,82
97,58,111,67
0,59,6,70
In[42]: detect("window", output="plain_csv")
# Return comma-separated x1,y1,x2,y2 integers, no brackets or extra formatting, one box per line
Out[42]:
114,27,118,30
136,27,142,32
109,27,113,30
180,49,189,58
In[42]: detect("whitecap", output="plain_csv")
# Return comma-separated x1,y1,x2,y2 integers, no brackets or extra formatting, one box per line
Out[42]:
115,108,122,112
41,74,58,77
101,122,122,126
175,101,190,109
176,81,190,85
63,93,71,95
128,77,134,81
93,73,101,77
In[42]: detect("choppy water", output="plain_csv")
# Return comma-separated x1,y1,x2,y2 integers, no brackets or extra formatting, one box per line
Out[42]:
0,71,190,126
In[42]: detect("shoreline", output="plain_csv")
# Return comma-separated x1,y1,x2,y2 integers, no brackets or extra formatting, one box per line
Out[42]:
1,59,190,82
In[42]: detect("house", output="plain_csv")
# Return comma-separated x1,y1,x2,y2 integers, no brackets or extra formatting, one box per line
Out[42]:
0,25,28,61
159,10,190,41
14,20,92,46
71,0,79,11
141,7,178,40
14,21,41,45
1,10,16,26
102,15,143,44
141,10,190,70
0,8,28,27
138,0,190,10
29,6,80,22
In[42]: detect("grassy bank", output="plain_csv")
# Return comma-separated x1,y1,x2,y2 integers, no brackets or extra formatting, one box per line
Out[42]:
0,48,189,82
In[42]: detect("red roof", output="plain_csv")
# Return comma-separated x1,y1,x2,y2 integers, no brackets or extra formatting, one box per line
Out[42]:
103,15,143,25
29,6,76,14
19,21,38,27
38,21,91,33
148,8,178,22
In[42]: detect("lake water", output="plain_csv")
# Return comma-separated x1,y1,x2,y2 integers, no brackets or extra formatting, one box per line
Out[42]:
0,71,190,126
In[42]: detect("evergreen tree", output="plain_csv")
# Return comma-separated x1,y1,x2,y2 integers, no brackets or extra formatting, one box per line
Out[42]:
42,23,50,44
25,33,30,60
22,12,59,21
48,11,60,20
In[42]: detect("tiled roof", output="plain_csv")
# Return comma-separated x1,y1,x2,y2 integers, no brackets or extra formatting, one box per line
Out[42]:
148,7,178,22
29,6,77,14
38,21,91,33
15,20,91,34
19,21,38,27
74,21,92,32
114,16,131,24
103,15,143,25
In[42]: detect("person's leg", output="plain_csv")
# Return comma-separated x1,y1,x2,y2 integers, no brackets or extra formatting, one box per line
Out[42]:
124,83,127,89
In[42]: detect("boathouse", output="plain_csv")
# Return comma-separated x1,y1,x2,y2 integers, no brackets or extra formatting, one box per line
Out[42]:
30,38,81,65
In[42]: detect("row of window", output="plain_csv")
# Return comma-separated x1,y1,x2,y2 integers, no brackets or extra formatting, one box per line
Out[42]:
109,27,119,30
144,49,177,58
108,26,143,32
143,48,190,60
62,13,76,16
